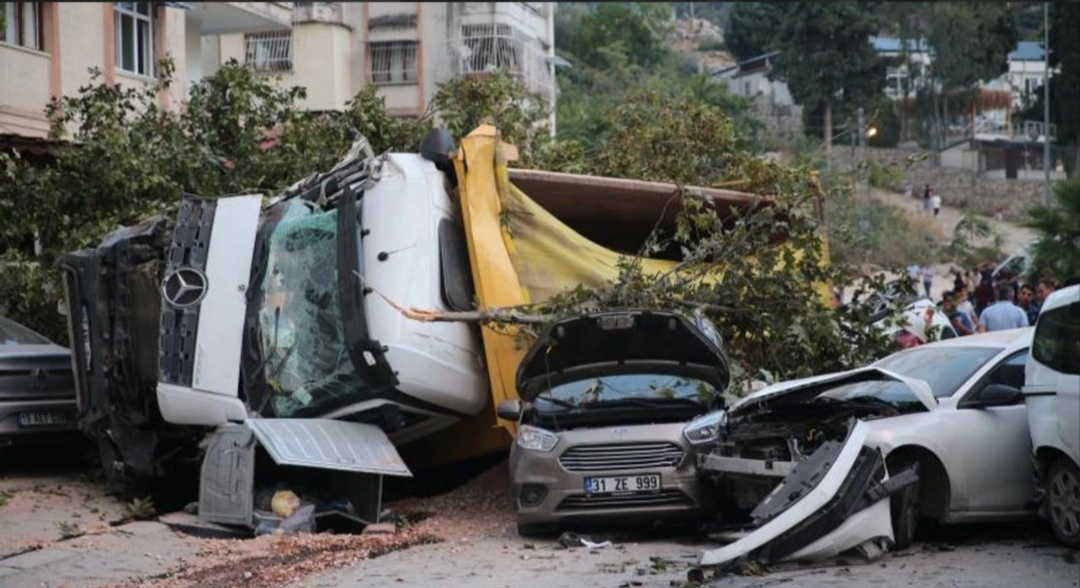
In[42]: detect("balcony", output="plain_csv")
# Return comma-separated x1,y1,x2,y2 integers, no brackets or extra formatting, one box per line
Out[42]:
292,2,342,25
446,24,555,104
185,2,292,36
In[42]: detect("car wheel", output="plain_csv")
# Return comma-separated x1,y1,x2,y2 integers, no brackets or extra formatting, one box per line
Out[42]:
887,458,920,550
1047,458,1080,548
516,522,559,538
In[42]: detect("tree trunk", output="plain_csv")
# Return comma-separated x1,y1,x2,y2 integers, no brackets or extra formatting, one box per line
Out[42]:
824,101,833,155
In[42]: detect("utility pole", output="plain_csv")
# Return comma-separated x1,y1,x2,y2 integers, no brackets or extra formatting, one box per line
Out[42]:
856,106,868,244
1043,1,1052,205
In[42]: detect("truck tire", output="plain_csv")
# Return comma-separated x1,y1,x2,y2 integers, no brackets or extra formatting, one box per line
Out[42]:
1047,458,1080,548
887,457,920,550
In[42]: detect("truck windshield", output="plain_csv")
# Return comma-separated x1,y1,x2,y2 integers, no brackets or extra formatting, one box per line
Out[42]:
257,200,365,417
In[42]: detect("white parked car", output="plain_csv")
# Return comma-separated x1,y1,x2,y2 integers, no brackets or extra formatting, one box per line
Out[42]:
1024,284,1080,547
688,327,1036,567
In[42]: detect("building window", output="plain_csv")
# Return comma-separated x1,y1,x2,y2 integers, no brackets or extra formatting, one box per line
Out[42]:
1,2,43,51
245,31,293,72
114,2,156,77
458,23,522,74
369,41,417,84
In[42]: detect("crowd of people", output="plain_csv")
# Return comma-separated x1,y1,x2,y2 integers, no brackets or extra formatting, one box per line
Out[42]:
939,265,1060,335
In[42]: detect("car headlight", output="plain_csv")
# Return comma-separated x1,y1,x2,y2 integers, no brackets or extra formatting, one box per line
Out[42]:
683,411,728,447
517,425,559,452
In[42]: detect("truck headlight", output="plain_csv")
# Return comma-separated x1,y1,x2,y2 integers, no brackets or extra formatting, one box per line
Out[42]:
683,411,728,447
517,425,559,452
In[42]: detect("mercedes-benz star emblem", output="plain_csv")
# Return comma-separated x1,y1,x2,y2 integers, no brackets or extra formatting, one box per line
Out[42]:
31,368,47,390
162,267,209,308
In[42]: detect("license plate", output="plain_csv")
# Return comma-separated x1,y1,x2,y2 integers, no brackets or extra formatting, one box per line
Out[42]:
584,474,661,496
17,411,70,427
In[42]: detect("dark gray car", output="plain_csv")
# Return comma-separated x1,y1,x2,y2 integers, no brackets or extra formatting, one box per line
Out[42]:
0,317,77,447
498,309,731,536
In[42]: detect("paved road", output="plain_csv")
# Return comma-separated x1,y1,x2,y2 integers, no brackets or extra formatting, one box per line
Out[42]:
285,521,1079,588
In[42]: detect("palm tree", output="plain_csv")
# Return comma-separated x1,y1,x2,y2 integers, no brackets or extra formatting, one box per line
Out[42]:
1022,180,1080,282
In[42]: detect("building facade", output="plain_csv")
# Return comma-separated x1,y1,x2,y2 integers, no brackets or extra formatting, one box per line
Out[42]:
0,2,293,140
1,2,556,144
211,2,557,119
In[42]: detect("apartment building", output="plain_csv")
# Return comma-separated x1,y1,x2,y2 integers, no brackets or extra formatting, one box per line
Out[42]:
211,2,557,118
0,2,292,142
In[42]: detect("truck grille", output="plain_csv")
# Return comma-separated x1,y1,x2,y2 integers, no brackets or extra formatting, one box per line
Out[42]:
158,198,216,387
557,489,693,511
559,442,685,473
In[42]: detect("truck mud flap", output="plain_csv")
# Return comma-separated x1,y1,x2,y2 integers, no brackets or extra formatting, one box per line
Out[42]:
698,420,916,567
199,419,412,527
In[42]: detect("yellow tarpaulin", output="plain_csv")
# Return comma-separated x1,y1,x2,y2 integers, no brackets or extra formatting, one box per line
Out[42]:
407,125,832,464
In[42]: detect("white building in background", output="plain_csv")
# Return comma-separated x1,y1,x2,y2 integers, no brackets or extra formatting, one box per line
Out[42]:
0,2,292,141
1,2,557,147
211,2,557,118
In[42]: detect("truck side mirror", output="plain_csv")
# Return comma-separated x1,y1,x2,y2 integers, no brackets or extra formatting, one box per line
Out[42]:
496,399,524,421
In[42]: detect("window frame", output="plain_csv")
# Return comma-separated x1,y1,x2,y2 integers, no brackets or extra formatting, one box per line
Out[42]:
114,2,156,78
1,2,44,51
244,30,293,72
368,40,418,85
437,218,476,312
1032,302,1080,376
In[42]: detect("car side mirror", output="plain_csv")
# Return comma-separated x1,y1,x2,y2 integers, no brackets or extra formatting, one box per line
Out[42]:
496,399,524,421
967,384,1023,408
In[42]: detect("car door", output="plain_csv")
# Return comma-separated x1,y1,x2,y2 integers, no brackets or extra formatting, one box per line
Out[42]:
950,350,1035,511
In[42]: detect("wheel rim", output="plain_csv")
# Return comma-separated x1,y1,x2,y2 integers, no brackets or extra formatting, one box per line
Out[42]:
1049,466,1080,539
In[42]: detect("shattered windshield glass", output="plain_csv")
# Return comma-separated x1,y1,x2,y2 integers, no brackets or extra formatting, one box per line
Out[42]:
537,372,716,410
257,200,365,417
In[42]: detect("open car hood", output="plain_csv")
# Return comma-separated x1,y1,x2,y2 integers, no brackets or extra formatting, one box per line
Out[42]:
515,310,730,400
729,367,938,414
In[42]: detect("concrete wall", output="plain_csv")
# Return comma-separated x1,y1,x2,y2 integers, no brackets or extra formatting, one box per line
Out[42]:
829,147,1053,223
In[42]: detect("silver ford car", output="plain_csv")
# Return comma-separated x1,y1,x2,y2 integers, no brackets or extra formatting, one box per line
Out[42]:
497,309,731,537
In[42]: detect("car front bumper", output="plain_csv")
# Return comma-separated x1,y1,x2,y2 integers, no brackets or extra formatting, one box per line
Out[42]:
510,422,710,527
0,398,78,445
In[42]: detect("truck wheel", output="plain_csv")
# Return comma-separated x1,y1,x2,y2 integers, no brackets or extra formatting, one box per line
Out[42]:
1047,458,1080,548
887,457,920,550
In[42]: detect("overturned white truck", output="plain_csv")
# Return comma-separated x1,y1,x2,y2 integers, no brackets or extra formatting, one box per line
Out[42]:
61,131,489,526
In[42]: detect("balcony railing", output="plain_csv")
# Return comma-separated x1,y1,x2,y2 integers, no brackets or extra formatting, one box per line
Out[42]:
292,2,342,25
446,25,555,104
244,31,293,72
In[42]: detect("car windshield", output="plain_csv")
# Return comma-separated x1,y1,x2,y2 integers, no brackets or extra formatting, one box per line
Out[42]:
257,200,367,418
536,372,716,409
0,317,51,346
817,379,926,411
872,345,1003,398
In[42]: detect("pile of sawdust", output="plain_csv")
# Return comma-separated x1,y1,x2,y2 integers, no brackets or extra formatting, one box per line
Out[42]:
102,459,515,588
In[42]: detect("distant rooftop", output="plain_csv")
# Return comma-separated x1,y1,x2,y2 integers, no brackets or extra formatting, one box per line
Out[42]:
1009,41,1045,61
870,36,931,53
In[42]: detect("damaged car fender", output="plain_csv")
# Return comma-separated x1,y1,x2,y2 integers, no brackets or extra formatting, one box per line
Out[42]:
697,419,914,566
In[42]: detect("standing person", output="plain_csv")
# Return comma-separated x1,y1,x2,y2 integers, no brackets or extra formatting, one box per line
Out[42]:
931,191,942,217
955,283,979,329
977,281,1030,332
1017,283,1038,325
942,290,975,336
1029,277,1059,323
974,267,994,316
920,265,934,299
922,184,932,214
